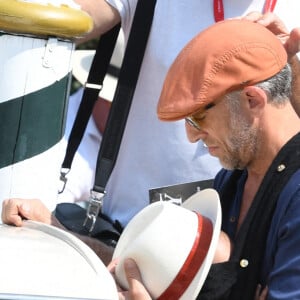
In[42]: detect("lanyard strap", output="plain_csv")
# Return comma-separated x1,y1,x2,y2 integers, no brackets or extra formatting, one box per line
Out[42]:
214,0,277,22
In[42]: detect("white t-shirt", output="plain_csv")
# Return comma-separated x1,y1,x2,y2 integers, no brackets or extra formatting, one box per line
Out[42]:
59,0,300,226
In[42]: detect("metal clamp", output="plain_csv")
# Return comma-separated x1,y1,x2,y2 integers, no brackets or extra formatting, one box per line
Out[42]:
58,168,70,194
43,38,58,68
83,190,105,233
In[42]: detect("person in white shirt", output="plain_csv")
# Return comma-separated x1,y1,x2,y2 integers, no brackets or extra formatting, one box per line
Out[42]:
59,0,300,230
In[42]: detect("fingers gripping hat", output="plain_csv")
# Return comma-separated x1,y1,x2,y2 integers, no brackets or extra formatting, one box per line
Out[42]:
113,188,221,299
157,19,288,121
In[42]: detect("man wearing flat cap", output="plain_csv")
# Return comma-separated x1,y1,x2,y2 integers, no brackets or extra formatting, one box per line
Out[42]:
2,18,300,300
157,19,300,300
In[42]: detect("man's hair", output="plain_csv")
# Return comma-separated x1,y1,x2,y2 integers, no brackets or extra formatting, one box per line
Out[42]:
255,63,292,105
226,63,292,107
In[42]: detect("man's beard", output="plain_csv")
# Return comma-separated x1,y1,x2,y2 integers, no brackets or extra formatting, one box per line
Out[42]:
220,112,258,170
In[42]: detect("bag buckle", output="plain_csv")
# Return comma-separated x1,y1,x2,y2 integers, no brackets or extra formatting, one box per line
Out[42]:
83,190,105,233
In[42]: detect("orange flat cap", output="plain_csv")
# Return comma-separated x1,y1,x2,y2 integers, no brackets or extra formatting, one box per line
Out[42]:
157,19,287,121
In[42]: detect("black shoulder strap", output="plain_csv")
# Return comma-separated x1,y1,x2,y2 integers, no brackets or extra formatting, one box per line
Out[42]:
59,0,156,194
60,24,120,178
93,0,157,193
60,0,156,232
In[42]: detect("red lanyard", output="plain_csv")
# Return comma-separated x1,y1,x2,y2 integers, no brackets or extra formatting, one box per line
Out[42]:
214,0,277,22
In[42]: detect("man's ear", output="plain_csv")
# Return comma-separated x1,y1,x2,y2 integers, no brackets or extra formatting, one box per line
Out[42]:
242,86,267,111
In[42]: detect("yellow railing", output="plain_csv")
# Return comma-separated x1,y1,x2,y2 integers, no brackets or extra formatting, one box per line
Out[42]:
0,0,93,39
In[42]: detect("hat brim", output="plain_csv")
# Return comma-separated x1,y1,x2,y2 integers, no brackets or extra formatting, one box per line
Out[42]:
0,220,118,299
114,188,221,299
181,188,221,299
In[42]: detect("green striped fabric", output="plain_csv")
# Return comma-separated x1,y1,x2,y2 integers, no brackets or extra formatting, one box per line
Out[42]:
0,74,70,168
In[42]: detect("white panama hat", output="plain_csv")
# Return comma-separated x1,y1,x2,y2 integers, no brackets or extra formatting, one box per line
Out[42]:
113,188,222,300
72,32,125,101
0,221,118,300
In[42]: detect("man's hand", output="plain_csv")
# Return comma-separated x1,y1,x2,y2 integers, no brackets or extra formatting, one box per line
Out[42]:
243,12,300,59
284,27,300,58
108,258,152,300
242,11,300,117
1,198,51,226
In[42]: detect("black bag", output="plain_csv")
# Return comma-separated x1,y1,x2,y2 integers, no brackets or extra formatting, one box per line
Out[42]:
55,0,157,247
55,202,123,247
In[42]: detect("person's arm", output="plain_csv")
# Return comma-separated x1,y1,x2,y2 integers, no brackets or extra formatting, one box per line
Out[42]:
1,198,52,226
213,230,233,263
74,0,121,43
243,12,300,116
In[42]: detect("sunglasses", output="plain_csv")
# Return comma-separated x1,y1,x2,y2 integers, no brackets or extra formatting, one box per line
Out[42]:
185,102,216,131
185,116,203,131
